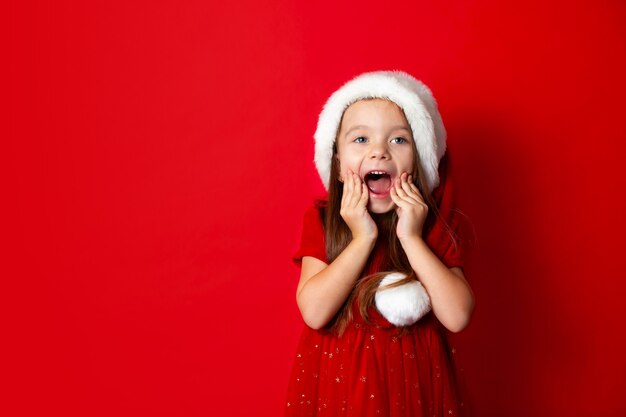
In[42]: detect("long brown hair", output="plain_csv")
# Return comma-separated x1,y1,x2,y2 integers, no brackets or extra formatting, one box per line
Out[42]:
320,129,459,336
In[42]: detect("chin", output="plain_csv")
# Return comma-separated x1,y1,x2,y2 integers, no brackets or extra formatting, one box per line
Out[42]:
368,199,394,214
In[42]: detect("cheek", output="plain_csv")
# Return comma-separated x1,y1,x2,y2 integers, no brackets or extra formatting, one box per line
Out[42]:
405,155,417,174
391,151,416,173
337,155,360,179
335,158,348,182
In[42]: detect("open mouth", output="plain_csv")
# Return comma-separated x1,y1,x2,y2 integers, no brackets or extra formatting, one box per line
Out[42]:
363,171,392,195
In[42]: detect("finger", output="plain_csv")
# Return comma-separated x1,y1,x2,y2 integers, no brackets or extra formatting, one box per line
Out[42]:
342,170,353,208
340,173,347,206
394,177,412,201
406,175,422,194
390,185,408,209
407,183,424,203
353,173,366,208
393,177,405,196
407,178,420,193
400,175,421,204
349,172,362,207
407,175,424,200
358,182,368,208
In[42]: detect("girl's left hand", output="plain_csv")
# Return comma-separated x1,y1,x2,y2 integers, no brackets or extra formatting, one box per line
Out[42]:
390,172,429,241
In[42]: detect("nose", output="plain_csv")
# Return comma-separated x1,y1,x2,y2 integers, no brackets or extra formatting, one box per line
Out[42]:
368,141,390,160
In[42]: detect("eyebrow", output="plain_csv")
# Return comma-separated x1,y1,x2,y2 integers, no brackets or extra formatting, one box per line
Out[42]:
343,125,411,138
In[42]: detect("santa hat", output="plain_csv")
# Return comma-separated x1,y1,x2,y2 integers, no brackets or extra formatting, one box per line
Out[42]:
314,70,447,193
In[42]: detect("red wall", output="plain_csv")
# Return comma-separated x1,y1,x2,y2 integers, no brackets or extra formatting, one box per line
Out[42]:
6,1,626,416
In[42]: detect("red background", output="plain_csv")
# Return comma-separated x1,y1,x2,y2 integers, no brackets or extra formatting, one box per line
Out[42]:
6,1,626,416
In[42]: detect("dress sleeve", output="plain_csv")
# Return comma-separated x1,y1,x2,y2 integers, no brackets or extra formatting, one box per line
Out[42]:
292,204,328,266
424,153,466,270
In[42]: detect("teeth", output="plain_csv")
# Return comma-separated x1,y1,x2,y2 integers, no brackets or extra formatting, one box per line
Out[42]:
369,171,387,175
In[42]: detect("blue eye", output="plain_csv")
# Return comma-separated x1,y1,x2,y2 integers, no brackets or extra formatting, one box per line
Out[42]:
353,136,367,143
391,137,407,144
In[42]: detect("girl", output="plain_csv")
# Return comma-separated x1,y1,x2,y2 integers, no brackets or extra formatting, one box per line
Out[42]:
285,71,474,417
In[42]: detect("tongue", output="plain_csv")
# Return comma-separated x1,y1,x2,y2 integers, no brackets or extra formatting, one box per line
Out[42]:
366,176,391,194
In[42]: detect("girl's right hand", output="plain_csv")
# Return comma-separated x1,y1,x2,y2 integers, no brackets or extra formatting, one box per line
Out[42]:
340,170,377,241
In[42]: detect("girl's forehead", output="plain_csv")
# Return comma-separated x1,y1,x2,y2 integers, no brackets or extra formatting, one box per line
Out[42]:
340,99,409,129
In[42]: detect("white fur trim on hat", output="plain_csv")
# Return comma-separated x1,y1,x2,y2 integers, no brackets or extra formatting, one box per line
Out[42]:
374,272,432,327
314,70,447,193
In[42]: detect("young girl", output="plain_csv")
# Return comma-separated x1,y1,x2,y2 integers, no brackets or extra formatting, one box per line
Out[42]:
285,71,474,417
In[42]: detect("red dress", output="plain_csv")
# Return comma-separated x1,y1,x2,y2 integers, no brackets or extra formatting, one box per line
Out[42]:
285,156,468,417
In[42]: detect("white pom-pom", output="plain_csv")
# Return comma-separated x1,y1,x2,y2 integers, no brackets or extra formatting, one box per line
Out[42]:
374,272,432,327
